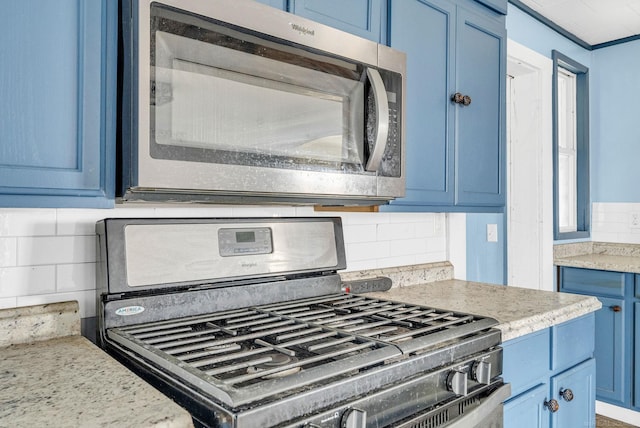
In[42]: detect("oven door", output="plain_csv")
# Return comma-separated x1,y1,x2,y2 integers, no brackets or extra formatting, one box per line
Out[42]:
123,0,405,203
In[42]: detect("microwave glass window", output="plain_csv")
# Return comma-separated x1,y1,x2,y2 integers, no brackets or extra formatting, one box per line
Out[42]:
150,5,369,173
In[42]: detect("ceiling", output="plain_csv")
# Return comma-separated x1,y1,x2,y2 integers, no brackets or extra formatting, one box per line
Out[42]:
516,0,640,47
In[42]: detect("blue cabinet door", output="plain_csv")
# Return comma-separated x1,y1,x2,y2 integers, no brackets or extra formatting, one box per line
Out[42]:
387,0,456,207
504,383,549,428
289,0,386,43
550,358,596,428
594,296,627,405
454,5,505,207
0,0,116,207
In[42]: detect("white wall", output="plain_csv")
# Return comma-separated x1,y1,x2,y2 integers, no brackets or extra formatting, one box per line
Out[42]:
0,206,448,319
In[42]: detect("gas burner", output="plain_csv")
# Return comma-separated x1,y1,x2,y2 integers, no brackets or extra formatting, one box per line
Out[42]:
246,353,301,378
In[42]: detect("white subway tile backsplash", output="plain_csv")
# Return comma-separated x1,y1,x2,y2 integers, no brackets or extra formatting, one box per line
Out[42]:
343,224,377,243
377,222,416,241
0,209,57,236
343,259,376,272
57,263,96,292
346,241,390,261
0,266,56,297
56,209,109,235
152,206,235,218
389,238,428,256
0,207,448,321
377,255,420,269
387,212,430,223
340,212,391,225
0,297,17,309
0,238,17,267
591,203,640,244
415,219,437,238
17,236,96,266
230,205,297,217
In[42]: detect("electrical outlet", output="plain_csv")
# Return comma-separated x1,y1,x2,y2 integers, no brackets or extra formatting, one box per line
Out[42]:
487,224,498,242
631,213,640,229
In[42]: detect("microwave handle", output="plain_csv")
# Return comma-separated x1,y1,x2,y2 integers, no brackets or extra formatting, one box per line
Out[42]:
365,68,389,172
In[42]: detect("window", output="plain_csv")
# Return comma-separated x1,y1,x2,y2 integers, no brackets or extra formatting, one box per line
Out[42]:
553,50,589,240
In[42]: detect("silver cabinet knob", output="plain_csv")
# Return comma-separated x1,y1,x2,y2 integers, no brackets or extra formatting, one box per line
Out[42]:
559,388,574,402
544,398,560,413
447,370,468,396
341,408,366,428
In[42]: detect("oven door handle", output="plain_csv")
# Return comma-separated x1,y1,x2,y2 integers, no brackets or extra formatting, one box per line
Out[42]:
446,383,511,428
365,67,389,172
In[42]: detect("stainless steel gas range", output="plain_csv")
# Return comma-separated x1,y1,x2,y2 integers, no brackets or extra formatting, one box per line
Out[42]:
96,217,510,428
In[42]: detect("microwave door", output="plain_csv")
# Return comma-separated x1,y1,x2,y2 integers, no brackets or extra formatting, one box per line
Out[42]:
152,30,367,174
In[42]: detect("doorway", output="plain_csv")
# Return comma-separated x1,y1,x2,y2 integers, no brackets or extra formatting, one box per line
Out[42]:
506,40,554,291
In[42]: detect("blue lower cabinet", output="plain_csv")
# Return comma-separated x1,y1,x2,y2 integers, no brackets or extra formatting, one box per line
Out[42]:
503,314,596,428
593,296,626,405
504,384,549,428
559,267,634,409
550,358,595,428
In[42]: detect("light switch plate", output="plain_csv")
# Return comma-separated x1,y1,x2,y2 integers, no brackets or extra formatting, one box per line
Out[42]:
487,224,498,242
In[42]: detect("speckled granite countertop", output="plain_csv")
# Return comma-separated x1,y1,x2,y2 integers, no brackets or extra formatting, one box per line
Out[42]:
349,263,601,342
554,241,640,274
0,302,194,428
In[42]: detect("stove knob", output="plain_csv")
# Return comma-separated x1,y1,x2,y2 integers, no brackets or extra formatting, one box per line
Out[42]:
447,370,468,396
341,408,366,428
471,360,492,385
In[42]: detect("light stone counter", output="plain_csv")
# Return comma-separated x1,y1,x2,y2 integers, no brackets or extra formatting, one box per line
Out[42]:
350,263,602,342
0,302,194,428
554,241,640,274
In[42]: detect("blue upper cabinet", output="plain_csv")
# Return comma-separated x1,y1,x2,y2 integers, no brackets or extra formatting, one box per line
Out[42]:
0,0,116,208
454,6,506,207
387,0,456,207
385,0,506,212
289,0,387,43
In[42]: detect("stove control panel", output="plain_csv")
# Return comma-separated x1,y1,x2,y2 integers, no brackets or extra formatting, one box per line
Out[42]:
218,227,273,256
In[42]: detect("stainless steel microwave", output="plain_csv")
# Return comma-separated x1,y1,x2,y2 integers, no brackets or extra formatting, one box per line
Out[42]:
119,0,406,205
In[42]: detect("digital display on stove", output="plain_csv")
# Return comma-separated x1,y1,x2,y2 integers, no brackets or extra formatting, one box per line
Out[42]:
218,227,272,256
236,231,255,243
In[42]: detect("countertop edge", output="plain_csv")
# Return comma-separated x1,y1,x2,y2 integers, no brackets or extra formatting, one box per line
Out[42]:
365,279,602,342
554,256,640,274
0,301,81,348
496,295,601,342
